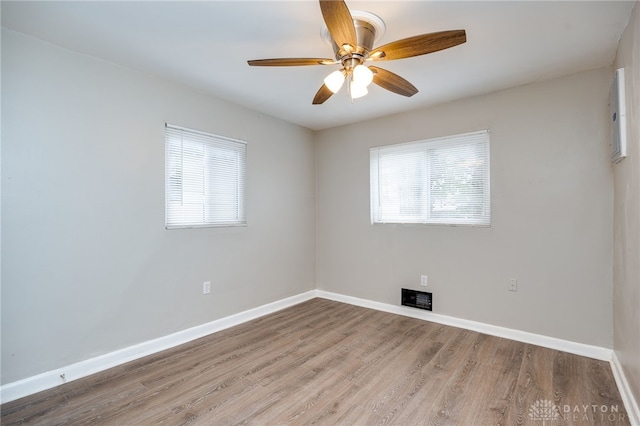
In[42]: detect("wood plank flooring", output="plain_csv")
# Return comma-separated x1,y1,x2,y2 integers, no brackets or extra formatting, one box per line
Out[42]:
1,299,629,425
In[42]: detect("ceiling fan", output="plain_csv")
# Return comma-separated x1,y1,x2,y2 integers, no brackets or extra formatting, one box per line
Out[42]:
247,0,466,105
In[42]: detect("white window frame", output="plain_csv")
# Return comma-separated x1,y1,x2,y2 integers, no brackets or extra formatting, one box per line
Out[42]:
165,124,247,229
370,130,490,226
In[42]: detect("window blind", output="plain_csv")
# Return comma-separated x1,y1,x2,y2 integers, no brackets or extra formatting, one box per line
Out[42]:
165,124,247,228
370,130,490,226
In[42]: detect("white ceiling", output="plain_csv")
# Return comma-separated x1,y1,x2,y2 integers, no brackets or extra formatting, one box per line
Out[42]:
1,1,635,130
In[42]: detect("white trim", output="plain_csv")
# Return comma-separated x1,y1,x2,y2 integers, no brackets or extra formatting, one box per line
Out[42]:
2,289,629,412
611,351,640,425
315,290,613,361
0,290,316,404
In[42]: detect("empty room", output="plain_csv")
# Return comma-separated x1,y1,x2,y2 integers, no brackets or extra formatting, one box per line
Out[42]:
1,0,639,424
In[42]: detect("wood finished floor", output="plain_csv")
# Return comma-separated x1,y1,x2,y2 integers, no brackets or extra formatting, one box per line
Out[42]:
1,299,629,425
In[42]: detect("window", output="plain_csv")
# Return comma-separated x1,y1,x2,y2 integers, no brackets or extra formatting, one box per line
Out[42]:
165,124,246,228
370,130,490,226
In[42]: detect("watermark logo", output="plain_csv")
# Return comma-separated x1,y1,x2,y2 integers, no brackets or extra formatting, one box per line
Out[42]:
528,399,626,423
528,399,560,424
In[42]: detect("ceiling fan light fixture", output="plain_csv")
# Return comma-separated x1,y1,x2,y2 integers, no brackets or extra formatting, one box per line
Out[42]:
353,64,373,86
349,79,368,99
324,69,346,93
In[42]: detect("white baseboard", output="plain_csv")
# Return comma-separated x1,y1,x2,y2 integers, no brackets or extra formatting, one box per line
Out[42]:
0,290,316,404
315,290,613,361
4,288,634,420
611,351,640,425
317,291,640,423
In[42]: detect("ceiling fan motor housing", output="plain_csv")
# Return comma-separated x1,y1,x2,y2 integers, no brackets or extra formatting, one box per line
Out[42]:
322,11,386,66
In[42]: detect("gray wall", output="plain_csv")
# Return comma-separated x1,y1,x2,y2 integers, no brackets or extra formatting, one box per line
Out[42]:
2,10,634,395
1,29,316,384
316,67,614,348
613,2,640,412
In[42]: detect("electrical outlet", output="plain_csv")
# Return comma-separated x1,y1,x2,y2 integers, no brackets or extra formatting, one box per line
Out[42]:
508,278,518,292
420,275,428,287
203,281,211,294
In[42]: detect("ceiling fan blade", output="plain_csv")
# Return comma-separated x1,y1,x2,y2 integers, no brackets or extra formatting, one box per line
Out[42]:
313,84,334,105
370,66,418,97
319,0,357,50
248,58,336,66
370,30,466,61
